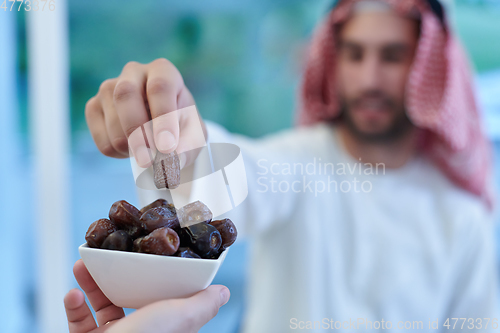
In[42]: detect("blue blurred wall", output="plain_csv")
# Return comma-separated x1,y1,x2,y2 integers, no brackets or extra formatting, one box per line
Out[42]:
0,12,32,333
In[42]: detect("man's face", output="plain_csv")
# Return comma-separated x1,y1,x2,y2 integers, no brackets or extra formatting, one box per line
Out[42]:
336,10,420,141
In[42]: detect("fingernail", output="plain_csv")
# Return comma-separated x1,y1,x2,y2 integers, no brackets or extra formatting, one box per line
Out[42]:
135,146,152,168
157,130,176,152
219,288,230,306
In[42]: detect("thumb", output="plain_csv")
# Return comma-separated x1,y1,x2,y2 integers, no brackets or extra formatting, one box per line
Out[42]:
105,285,230,333
183,285,230,330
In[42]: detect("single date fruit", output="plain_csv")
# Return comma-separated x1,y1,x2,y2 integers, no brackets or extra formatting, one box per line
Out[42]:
140,206,180,233
85,218,117,248
177,200,212,227
139,198,170,215
153,151,180,189
138,227,180,256
209,218,237,251
101,230,133,252
109,200,144,238
175,247,201,259
179,223,221,258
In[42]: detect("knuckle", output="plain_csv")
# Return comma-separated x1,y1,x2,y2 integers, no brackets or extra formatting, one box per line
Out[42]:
124,125,140,138
98,79,116,94
111,136,129,153
123,61,140,71
99,144,117,157
146,77,172,96
151,58,184,84
151,57,171,67
113,81,140,103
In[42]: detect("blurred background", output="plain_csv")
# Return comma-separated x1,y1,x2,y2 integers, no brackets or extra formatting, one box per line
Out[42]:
1,0,500,332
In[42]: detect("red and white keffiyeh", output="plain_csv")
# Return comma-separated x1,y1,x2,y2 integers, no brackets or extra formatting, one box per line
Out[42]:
298,0,494,208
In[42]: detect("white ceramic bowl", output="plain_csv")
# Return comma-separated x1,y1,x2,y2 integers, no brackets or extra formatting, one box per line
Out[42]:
79,243,228,309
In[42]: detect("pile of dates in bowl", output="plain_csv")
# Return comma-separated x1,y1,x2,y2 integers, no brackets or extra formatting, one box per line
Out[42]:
85,199,237,260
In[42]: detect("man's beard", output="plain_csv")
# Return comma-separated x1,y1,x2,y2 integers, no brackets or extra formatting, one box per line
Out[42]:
338,96,414,143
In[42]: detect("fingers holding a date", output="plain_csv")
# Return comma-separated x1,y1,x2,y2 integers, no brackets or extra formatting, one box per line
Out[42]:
85,58,206,169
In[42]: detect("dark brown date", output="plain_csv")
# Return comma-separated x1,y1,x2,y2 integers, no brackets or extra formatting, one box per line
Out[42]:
139,199,170,215
85,218,117,248
140,206,180,233
153,151,180,189
179,223,222,258
177,200,212,227
209,218,237,251
138,227,180,256
101,230,133,252
109,200,144,238
175,247,201,259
